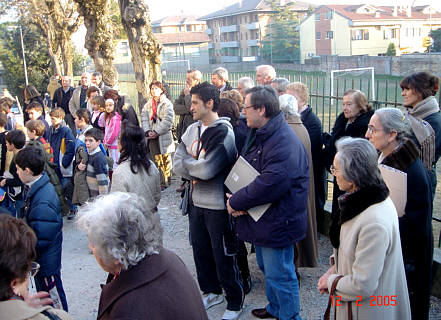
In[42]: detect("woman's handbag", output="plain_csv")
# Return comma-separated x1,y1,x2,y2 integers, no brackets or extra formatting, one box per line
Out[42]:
324,275,352,320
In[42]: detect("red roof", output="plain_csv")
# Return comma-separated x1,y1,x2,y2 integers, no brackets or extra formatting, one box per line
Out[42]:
323,4,441,21
154,32,210,45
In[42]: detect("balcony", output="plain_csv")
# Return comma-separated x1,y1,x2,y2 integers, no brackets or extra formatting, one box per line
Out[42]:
242,56,259,62
221,56,241,63
247,39,259,47
220,25,238,33
206,28,213,35
246,22,259,30
220,41,240,48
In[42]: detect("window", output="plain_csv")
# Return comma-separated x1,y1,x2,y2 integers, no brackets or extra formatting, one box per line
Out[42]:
326,31,334,39
316,32,321,40
351,29,369,40
326,11,333,19
315,13,320,21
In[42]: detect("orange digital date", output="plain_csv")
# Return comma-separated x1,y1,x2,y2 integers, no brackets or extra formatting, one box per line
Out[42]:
331,295,397,307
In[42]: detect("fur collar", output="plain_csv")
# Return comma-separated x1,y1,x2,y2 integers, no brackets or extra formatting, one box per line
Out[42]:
329,182,389,248
381,138,419,172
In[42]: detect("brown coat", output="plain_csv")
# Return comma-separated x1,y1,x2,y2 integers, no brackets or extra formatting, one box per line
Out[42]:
98,248,208,320
286,114,319,267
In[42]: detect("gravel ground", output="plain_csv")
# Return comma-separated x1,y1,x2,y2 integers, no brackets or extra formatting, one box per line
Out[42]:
61,175,441,320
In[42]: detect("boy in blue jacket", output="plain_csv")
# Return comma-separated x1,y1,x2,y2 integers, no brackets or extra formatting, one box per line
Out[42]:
16,146,68,311
49,108,75,214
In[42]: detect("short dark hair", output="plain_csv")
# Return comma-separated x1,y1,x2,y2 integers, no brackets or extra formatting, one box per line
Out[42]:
6,129,26,149
49,107,65,119
26,101,43,113
92,71,102,78
190,82,220,112
0,113,7,128
400,71,439,100
245,86,280,118
86,86,100,98
85,127,104,142
0,97,13,109
218,98,240,126
0,214,37,301
25,120,46,137
15,146,45,175
75,108,91,123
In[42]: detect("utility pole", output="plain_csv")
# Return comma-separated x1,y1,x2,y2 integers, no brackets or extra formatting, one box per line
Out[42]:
19,26,28,86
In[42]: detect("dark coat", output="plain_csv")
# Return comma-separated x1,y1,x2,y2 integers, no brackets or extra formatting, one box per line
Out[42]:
173,90,196,142
22,173,63,277
98,248,208,320
323,110,374,216
233,115,248,155
300,106,326,216
117,95,139,127
381,139,433,320
52,86,74,113
422,111,441,195
229,111,309,248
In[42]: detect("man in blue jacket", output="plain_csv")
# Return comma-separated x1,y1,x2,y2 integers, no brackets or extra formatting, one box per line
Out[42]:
227,86,309,320
16,146,67,311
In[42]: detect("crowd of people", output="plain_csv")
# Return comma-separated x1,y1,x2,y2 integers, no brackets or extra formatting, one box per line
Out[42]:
0,65,439,320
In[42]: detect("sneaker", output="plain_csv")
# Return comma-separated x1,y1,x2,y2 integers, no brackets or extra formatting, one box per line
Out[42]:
202,293,224,310
222,308,242,320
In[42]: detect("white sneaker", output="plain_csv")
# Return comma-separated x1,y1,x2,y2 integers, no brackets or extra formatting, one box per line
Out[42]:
222,308,242,320
202,293,224,310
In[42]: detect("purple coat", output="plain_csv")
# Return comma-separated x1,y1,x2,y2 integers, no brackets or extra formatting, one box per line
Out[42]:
229,111,309,248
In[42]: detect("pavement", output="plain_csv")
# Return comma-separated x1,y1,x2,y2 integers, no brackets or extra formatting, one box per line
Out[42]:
61,176,441,320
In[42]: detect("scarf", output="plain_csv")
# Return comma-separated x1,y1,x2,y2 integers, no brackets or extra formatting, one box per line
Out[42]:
381,138,419,172
406,96,439,170
151,99,158,122
329,182,389,249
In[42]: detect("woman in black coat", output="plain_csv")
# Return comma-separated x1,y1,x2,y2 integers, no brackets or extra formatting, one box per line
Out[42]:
323,89,374,218
366,107,433,320
104,89,139,127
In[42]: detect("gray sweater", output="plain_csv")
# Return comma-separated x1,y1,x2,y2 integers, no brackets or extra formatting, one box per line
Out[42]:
110,159,161,214
173,118,237,210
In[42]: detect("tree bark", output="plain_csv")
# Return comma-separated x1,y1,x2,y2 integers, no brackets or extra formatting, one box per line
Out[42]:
74,0,119,87
118,0,162,110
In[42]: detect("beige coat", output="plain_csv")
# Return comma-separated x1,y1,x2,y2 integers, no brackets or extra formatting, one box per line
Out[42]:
110,159,161,215
141,94,175,155
286,114,319,267
0,300,72,320
327,197,411,320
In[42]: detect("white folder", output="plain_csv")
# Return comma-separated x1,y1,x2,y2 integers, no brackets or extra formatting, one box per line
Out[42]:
379,164,407,217
225,156,271,222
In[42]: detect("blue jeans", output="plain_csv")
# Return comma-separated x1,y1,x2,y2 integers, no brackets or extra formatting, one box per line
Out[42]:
255,245,301,320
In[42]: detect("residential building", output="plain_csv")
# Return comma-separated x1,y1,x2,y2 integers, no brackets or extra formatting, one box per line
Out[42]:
300,4,441,62
152,15,210,71
201,0,311,64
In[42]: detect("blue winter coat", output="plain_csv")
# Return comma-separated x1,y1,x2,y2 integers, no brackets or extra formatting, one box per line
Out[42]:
49,125,75,179
229,111,309,248
22,173,63,277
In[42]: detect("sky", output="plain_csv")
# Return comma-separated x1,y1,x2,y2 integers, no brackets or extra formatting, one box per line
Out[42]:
146,0,441,20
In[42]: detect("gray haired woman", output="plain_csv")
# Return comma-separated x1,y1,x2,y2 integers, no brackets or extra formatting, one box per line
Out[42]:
366,108,433,320
77,192,208,320
317,137,411,320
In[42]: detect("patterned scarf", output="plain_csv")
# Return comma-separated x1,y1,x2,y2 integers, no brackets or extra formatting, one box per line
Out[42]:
405,96,439,170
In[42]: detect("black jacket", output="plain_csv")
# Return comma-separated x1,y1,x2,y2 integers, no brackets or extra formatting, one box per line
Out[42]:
52,86,74,114
381,139,433,319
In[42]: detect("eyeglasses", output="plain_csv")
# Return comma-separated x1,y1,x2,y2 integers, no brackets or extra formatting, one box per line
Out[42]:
367,125,384,134
242,105,256,110
27,262,40,278
330,164,340,175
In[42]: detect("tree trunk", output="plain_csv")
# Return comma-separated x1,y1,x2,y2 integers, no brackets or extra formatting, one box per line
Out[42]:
74,0,119,87
60,34,73,77
119,0,162,111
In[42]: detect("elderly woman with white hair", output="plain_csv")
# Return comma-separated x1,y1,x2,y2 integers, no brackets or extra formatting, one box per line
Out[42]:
366,108,433,320
279,94,318,269
318,137,411,320
77,192,208,320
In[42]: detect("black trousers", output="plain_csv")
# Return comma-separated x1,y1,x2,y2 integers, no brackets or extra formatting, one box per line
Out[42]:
188,205,244,311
